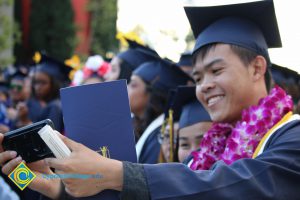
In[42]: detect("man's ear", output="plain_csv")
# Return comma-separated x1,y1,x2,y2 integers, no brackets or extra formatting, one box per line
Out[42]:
251,55,267,82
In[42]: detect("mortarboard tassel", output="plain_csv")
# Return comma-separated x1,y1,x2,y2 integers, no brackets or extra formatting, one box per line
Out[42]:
168,109,174,162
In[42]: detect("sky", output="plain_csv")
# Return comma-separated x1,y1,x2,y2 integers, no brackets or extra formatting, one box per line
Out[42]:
117,0,300,74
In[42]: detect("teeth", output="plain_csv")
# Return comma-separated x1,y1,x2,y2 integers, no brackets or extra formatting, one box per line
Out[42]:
208,96,224,106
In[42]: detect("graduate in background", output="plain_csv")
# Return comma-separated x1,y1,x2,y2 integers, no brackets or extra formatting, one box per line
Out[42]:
0,81,12,133
6,69,31,129
80,55,110,85
129,58,194,163
8,69,30,108
270,63,300,111
158,86,212,163
176,51,193,77
176,86,212,164
104,39,159,83
157,89,179,163
13,53,71,132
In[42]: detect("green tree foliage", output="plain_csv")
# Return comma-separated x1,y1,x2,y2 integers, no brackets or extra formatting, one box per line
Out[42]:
88,0,118,57
14,0,26,64
29,0,76,61
0,0,14,68
185,29,195,51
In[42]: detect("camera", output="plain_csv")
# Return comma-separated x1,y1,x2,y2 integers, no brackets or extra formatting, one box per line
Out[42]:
3,119,55,163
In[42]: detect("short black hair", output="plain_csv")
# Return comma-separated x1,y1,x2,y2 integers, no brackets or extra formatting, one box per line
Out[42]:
192,43,272,91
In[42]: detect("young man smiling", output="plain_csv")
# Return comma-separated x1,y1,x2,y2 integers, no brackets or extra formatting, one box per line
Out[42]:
1,0,300,199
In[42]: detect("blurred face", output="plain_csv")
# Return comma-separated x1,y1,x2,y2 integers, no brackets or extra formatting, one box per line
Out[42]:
178,122,212,163
33,72,51,100
24,77,32,99
104,57,121,81
193,44,256,124
82,77,103,85
179,65,194,77
0,92,7,102
9,79,26,102
127,75,149,117
160,122,179,162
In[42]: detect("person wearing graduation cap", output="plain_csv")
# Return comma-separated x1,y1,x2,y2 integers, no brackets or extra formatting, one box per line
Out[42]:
6,69,32,130
175,86,212,164
157,89,180,163
8,69,30,108
0,81,12,133
271,63,300,107
129,58,194,164
1,0,300,199
158,86,212,163
104,38,160,83
176,51,193,77
12,52,71,132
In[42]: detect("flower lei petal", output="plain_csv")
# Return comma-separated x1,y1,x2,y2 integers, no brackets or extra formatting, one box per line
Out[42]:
190,86,293,170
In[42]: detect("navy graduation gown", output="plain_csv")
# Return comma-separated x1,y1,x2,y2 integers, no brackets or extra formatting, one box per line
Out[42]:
27,98,64,132
138,126,161,164
143,120,300,199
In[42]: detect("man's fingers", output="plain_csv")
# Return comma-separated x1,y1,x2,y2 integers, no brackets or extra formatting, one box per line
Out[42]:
0,151,17,166
44,158,69,171
55,131,80,151
65,186,81,198
1,156,23,175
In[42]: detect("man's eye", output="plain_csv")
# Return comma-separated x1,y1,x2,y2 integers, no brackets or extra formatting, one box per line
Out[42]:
212,68,222,74
180,143,190,148
194,77,202,84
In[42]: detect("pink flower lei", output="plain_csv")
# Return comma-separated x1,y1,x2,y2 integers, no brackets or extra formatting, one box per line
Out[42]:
190,86,293,170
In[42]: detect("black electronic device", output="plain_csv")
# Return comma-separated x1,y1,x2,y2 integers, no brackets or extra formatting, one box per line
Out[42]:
3,119,55,163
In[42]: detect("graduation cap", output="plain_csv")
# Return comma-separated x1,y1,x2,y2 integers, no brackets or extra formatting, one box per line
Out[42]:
160,86,210,162
184,0,281,65
163,89,181,123
169,86,211,130
177,51,193,67
34,53,72,83
9,69,28,81
117,38,160,70
271,63,300,86
133,59,194,92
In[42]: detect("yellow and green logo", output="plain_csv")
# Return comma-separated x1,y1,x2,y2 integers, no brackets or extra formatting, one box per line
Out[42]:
8,162,36,190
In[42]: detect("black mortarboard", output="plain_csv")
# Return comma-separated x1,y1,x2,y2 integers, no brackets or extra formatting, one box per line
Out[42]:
271,63,300,86
35,53,72,82
185,0,281,63
9,69,28,80
177,51,193,67
167,86,211,129
159,86,211,161
163,89,180,121
117,39,160,70
180,100,211,129
133,59,194,92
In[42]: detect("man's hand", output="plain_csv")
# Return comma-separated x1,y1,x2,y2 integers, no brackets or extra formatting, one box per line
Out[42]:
45,134,124,198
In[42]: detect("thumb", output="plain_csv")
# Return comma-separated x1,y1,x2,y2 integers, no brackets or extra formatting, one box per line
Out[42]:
54,131,80,151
